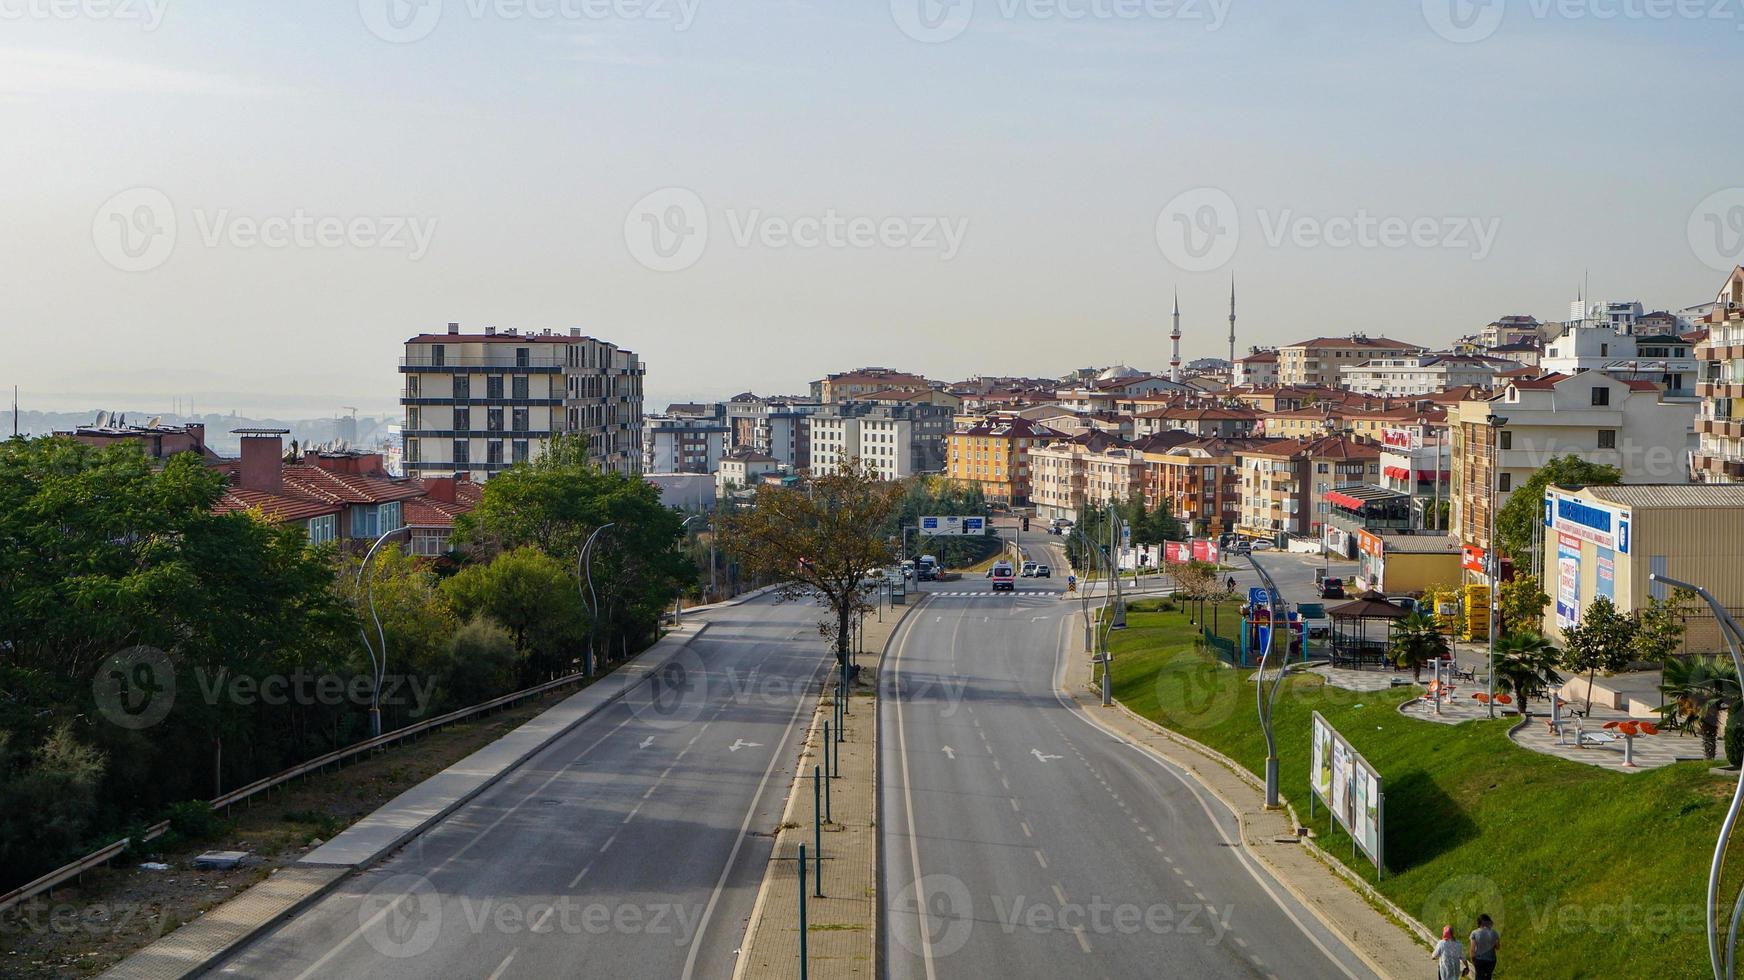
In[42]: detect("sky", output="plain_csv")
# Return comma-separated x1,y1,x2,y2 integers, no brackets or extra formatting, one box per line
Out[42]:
4,0,1742,417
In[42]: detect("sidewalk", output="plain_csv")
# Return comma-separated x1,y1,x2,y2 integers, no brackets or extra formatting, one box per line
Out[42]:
1061,618,1430,980
733,597,916,980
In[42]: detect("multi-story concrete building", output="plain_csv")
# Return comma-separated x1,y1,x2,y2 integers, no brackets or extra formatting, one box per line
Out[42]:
1480,316,1543,349
811,368,932,404
1235,435,1381,540
1143,436,1258,540
1693,266,1744,483
726,394,823,472
1276,335,1427,387
642,403,729,475
401,323,643,480
807,402,952,480
1449,372,1697,571
1029,431,1125,521
1132,404,1261,438
946,416,1064,505
1542,322,1698,398
715,447,781,496
1340,354,1514,397
1232,348,1279,387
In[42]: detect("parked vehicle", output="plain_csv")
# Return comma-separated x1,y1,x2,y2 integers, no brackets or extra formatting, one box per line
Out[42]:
1232,540,1253,555
991,561,1016,591
1034,564,1052,578
1250,540,1275,551
1317,577,1345,599
1021,561,1038,577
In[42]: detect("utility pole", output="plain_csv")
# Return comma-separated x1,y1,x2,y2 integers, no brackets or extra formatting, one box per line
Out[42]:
1486,416,1508,719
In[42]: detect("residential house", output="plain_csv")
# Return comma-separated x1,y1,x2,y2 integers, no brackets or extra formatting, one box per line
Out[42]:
1276,335,1428,387
945,416,1064,505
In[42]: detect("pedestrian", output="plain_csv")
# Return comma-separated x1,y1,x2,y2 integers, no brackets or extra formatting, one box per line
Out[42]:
1226,575,1236,593
1469,914,1500,979
1429,925,1465,979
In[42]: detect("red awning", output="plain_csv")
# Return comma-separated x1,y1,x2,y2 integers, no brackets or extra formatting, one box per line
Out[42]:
1382,465,1410,481
1325,490,1367,510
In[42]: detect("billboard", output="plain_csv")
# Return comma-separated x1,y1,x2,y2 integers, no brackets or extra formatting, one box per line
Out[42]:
1164,541,1187,564
1310,712,1385,876
1545,491,1630,554
1595,546,1615,602
1191,539,1220,563
1556,534,1582,628
919,516,987,537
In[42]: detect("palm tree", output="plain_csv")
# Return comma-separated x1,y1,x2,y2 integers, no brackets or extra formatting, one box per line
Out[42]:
1389,611,1447,682
1493,631,1562,718
1659,655,1741,761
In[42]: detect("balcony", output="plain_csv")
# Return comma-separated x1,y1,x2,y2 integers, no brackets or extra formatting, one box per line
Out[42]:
400,356,564,373
1698,418,1744,440
1692,452,1744,481
402,390,563,407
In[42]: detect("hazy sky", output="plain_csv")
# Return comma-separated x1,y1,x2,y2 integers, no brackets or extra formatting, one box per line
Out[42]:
4,0,1741,416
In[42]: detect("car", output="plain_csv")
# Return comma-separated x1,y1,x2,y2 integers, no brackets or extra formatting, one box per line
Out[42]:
1021,561,1038,577
1231,540,1253,555
1317,577,1345,599
1034,564,1052,578
990,561,1016,591
1250,540,1275,551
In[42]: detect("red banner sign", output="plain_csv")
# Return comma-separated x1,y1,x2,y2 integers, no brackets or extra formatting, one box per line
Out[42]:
1165,542,1186,564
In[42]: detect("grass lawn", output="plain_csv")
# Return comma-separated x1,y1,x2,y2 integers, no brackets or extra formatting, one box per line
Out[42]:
1107,598,1730,980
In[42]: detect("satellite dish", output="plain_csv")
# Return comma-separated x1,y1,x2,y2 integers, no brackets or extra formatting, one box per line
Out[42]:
146,416,162,429
95,411,110,428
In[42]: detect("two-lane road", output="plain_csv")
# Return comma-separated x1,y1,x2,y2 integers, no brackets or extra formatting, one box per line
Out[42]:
880,577,1376,980
217,594,834,980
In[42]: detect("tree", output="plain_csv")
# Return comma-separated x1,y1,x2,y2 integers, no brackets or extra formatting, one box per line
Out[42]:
1166,560,1221,625
439,616,519,707
336,544,458,724
721,461,902,671
1492,632,1562,718
1559,596,1638,710
1495,455,1621,565
1497,574,1551,634
1635,589,1696,665
1389,611,1448,681
443,547,587,685
1659,654,1740,760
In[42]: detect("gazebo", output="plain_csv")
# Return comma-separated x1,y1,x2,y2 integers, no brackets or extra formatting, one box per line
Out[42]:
1325,590,1411,667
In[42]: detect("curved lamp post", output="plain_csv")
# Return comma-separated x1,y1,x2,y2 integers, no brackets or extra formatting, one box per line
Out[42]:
1249,553,1290,809
1652,572,1744,980
675,514,706,626
356,523,446,738
579,523,617,678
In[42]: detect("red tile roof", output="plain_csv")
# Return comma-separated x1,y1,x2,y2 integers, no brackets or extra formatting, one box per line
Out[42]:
215,488,342,523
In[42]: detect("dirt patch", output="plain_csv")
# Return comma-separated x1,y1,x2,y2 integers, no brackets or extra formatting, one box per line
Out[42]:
0,687,577,979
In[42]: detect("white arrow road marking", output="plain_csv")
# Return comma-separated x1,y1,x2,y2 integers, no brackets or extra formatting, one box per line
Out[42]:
639,736,655,749
728,739,763,752
941,746,956,760
1031,749,1063,762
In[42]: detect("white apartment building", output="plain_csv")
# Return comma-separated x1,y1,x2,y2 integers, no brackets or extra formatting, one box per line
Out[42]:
643,408,729,474
1541,323,1698,398
1449,373,1696,552
1340,355,1514,397
401,323,644,481
1233,348,1279,387
726,395,825,471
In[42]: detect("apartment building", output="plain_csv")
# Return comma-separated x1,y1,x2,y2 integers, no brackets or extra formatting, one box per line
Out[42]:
59,416,218,461
1449,373,1697,565
1236,435,1381,539
642,404,729,474
1131,404,1261,438
807,402,952,480
811,368,932,404
1276,335,1427,387
400,323,644,480
726,394,823,472
1542,323,1698,398
1340,354,1514,397
1233,348,1278,387
946,416,1064,505
1143,437,1257,540
1693,266,1744,482
1479,316,1544,349
716,447,781,495
1029,431,1125,521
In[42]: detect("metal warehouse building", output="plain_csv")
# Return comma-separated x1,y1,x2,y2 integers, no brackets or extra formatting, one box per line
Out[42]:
1541,483,1744,652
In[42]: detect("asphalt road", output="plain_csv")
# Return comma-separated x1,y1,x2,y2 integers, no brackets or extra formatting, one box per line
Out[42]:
879,569,1378,980
215,593,836,980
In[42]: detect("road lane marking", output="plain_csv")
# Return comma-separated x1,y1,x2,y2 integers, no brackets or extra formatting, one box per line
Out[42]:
1021,821,1032,838
891,598,941,980
1033,850,1048,868
600,832,618,852
1051,884,1067,905
1071,926,1091,953
487,949,518,980
567,862,593,888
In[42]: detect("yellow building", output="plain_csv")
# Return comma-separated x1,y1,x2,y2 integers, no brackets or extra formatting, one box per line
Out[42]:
946,417,1063,505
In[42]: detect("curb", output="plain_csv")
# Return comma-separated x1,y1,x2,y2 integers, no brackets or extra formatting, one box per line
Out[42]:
113,620,720,980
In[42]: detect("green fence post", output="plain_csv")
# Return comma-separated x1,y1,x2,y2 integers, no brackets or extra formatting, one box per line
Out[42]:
798,843,809,979
813,766,824,897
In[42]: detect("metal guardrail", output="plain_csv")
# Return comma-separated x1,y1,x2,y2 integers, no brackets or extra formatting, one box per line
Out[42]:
0,666,602,914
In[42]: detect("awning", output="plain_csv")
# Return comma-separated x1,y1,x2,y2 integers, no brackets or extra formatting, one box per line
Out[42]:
1382,465,1410,481
1325,490,1368,510
1325,484,1413,511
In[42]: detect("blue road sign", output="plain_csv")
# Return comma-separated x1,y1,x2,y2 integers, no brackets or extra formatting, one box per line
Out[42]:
1249,587,1270,606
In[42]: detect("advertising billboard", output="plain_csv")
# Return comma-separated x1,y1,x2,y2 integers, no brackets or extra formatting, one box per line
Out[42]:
1556,534,1582,628
1545,491,1629,554
1595,546,1615,602
1165,542,1187,564
1310,712,1386,876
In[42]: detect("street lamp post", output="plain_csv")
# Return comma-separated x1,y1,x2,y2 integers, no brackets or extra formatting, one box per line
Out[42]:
579,523,617,678
1486,415,1509,719
675,514,705,626
1652,573,1744,980
1250,553,1290,809
356,523,446,738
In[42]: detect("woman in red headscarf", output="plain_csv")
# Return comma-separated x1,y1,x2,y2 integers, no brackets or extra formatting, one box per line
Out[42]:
1429,924,1467,979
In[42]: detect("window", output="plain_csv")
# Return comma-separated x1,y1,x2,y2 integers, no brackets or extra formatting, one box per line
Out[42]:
513,376,529,400
406,440,419,463
487,375,504,399
406,375,419,397
454,440,470,465
1499,431,1511,450
453,408,470,431
487,440,504,465
1598,430,1616,449
1498,472,1512,492
488,408,504,432
432,345,446,366
1591,386,1610,406
407,407,420,431
516,347,531,368
453,375,470,400
306,514,337,545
